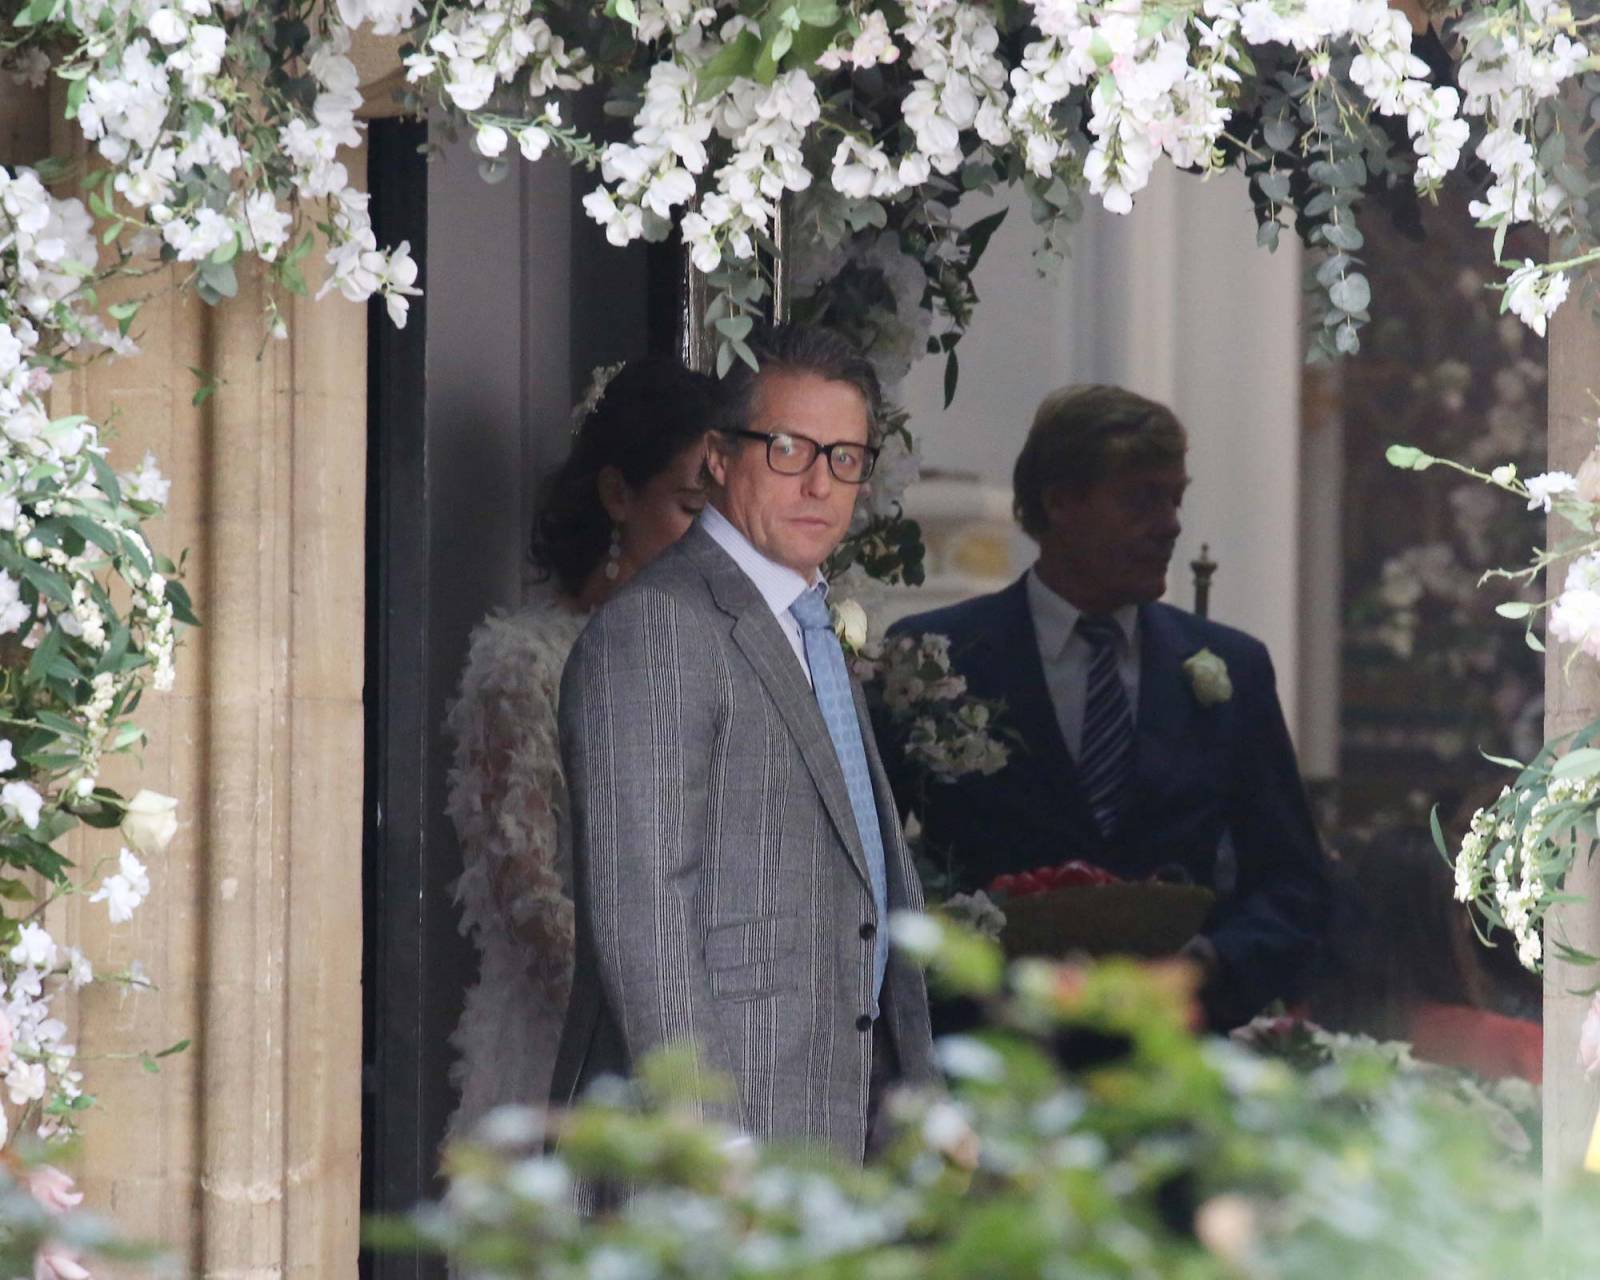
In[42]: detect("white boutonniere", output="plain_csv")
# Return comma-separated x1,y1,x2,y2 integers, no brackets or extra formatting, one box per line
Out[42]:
830,597,869,655
1182,648,1232,706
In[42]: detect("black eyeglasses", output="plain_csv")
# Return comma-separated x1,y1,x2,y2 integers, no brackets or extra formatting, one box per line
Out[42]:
724,429,881,484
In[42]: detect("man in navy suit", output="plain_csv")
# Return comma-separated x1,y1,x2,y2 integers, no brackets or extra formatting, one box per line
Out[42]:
882,384,1329,1028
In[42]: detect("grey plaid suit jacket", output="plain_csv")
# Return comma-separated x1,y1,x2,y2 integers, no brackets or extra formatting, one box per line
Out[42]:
549,522,937,1159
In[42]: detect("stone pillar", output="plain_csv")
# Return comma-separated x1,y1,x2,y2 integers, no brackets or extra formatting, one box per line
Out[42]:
2,84,368,1274
1542,289,1600,1186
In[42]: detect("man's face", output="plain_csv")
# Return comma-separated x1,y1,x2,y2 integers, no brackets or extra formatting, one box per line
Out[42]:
707,369,870,578
1041,463,1188,611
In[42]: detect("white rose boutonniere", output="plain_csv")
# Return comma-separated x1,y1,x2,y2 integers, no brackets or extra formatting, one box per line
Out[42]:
831,598,869,655
1182,648,1232,707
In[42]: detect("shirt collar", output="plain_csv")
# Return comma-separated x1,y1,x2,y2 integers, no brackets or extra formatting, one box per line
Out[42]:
700,503,820,617
1025,567,1138,658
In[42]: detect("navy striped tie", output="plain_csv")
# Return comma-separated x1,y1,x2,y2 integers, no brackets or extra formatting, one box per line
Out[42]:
1077,614,1133,839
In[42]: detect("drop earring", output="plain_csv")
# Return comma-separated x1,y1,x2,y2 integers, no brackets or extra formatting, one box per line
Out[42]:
604,525,623,581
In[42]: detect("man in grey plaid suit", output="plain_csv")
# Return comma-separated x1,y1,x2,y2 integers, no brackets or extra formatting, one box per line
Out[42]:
550,326,937,1160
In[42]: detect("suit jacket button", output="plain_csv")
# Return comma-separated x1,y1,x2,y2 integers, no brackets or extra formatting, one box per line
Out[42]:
855,1014,872,1032
859,922,876,940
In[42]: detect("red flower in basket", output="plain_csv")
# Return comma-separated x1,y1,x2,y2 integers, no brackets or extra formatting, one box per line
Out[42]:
987,860,1124,898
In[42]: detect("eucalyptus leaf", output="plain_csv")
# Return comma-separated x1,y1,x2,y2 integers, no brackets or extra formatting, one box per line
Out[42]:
1328,272,1371,314
1262,118,1297,151
1256,171,1291,203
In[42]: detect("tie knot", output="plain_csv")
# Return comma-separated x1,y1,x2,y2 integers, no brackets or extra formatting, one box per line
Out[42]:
789,585,832,631
1077,614,1121,648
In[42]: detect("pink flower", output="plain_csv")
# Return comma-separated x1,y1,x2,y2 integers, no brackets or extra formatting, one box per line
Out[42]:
1580,993,1600,1080
27,1166,84,1215
33,1242,90,1280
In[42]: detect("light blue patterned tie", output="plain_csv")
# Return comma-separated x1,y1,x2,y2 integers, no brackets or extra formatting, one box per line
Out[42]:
789,584,889,1004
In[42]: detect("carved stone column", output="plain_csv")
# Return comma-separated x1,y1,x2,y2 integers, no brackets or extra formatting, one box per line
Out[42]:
1,82,367,1275
1542,290,1600,1186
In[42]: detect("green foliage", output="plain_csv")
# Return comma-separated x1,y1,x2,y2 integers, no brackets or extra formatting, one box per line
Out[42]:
377,925,1586,1278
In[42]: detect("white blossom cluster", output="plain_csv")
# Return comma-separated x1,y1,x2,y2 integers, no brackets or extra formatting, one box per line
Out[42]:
682,72,823,273
561,0,1517,309
58,4,421,327
1455,2,1589,325
1458,0,1588,230
406,0,591,113
1502,259,1572,337
1455,765,1600,973
1548,548,1600,660
0,921,89,1147
0,853,155,1152
0,162,187,1191
861,632,1009,783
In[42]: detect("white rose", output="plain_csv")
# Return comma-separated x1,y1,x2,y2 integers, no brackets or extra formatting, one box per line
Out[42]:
830,598,869,652
474,124,508,158
121,788,178,856
1182,648,1233,706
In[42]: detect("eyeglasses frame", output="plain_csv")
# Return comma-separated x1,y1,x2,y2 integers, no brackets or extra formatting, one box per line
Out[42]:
721,428,882,485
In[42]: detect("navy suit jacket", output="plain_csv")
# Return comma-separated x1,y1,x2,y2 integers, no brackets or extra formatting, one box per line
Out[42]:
881,575,1330,1027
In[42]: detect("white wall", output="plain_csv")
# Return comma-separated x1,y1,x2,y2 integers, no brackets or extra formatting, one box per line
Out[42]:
897,167,1313,749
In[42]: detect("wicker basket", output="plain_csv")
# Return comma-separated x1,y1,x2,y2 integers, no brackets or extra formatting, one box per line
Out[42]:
1000,882,1217,959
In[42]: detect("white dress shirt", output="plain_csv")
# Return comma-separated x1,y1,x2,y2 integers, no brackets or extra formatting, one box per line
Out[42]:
700,504,817,685
1025,567,1140,759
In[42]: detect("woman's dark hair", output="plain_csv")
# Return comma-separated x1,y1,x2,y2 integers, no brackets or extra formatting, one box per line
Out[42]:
530,357,714,597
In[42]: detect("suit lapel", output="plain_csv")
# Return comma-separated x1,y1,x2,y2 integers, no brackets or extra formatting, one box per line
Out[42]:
1128,603,1198,823
982,577,1102,841
682,527,875,893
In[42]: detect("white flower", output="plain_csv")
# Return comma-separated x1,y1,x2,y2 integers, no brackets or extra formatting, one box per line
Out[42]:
0,780,43,830
517,126,551,162
1524,470,1577,512
0,571,29,635
1182,648,1232,705
940,891,1006,942
145,8,188,45
475,124,509,158
121,788,178,856
90,847,152,924
0,740,14,774
9,922,56,970
816,11,902,70
1550,586,1600,659
241,191,292,262
888,910,943,962
936,1035,1006,1082
63,948,93,990
1503,260,1571,337
1491,463,1518,485
122,451,172,505
6,1059,45,1106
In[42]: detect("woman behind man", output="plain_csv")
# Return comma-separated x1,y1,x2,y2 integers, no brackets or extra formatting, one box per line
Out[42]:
443,357,714,1142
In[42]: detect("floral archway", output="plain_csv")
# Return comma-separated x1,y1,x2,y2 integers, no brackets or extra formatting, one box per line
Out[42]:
2,0,1600,1267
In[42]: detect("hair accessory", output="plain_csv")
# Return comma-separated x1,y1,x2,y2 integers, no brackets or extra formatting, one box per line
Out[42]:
571,360,627,436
